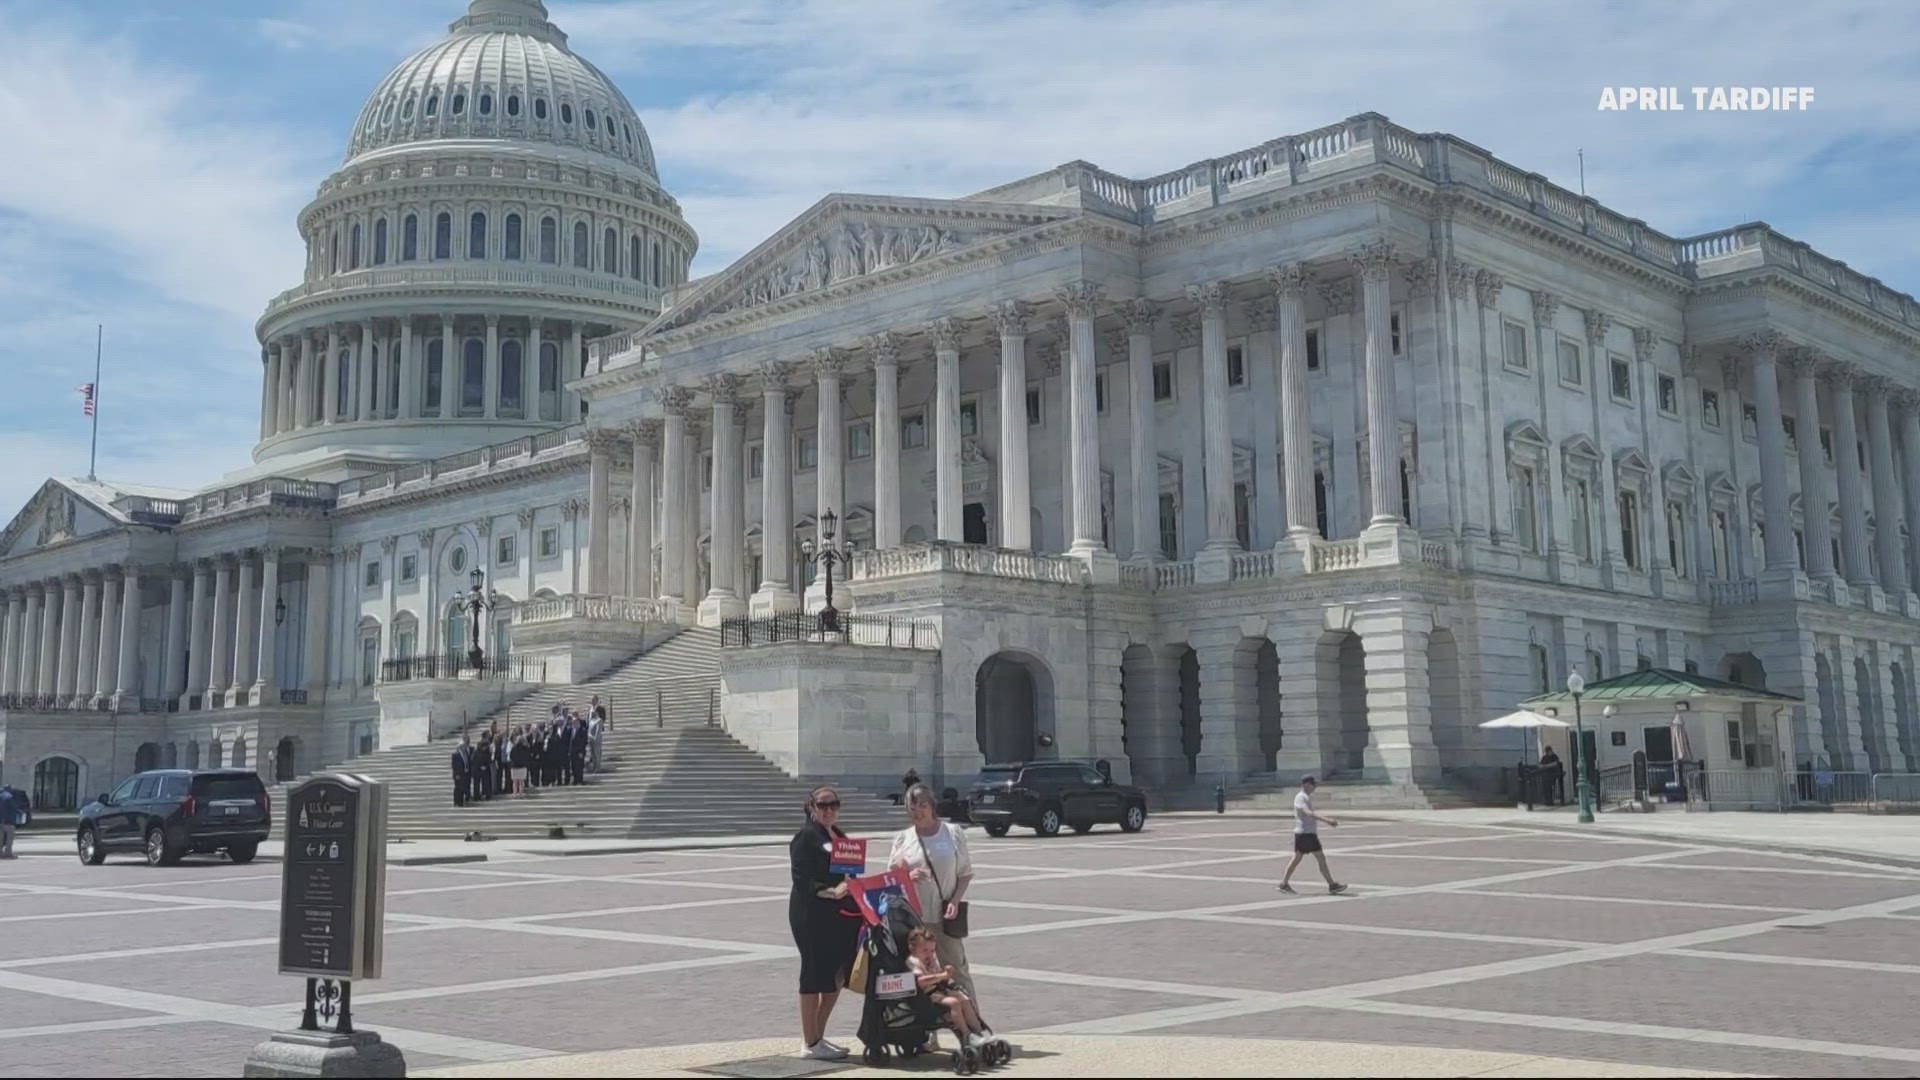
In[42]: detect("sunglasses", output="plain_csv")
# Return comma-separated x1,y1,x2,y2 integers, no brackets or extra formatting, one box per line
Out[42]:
813,800,842,810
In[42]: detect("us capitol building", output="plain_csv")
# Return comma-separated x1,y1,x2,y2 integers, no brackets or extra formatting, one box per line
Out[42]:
3,0,1918,811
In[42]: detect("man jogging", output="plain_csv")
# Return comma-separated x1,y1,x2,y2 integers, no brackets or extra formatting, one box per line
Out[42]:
1278,776,1345,894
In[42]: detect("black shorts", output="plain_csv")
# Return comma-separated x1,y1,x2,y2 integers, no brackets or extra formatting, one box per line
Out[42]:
1293,832,1323,854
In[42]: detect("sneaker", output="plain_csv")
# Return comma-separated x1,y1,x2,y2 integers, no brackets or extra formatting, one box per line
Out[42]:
1276,882,1295,893
817,1038,847,1056
965,1032,990,1049
1328,882,1348,895
805,1041,848,1060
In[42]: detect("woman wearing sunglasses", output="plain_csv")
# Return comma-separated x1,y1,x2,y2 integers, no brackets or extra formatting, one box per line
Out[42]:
789,785,860,1059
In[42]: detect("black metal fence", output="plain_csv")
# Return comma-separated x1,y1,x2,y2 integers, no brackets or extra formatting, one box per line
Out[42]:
381,653,547,683
719,613,934,650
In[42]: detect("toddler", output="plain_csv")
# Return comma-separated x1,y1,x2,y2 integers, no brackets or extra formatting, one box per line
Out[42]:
906,926,988,1045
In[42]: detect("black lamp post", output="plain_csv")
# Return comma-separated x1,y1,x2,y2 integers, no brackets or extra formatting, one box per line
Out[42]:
800,508,845,633
1567,671,1595,823
464,567,492,671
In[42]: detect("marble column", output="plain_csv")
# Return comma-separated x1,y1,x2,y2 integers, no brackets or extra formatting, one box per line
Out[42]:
1190,281,1237,552
658,386,693,606
320,329,340,425
1122,299,1159,561
439,316,456,418
700,375,747,622
867,336,904,550
585,428,617,593
1272,264,1316,541
113,566,140,706
484,315,500,420
25,586,48,696
0,590,18,694
252,546,281,703
207,556,234,703
230,552,258,704
1865,379,1908,596
262,346,282,438
295,334,316,428
931,321,963,541
525,319,543,422
629,420,659,599
75,572,101,703
1788,351,1835,580
753,365,797,613
163,567,189,698
92,571,118,706
184,562,211,707
1828,366,1872,586
989,305,1032,551
1741,333,1796,574
397,318,417,419
55,575,81,703
303,551,330,698
359,320,378,421
1354,241,1403,528
1060,283,1107,558
814,348,847,551
567,323,585,419
1900,391,1920,591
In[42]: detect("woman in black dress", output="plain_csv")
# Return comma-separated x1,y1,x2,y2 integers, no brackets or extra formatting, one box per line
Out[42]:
790,785,860,1059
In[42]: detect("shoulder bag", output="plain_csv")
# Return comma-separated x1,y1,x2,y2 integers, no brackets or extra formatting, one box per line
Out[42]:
915,826,969,938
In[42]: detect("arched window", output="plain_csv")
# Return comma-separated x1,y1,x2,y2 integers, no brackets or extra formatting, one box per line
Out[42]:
629,235,643,281
348,222,362,269
460,338,485,416
534,97,548,120
478,92,493,116
652,245,663,284
560,102,573,124
423,338,444,417
329,229,340,274
504,213,522,260
336,349,352,416
401,95,414,120
445,602,466,660
231,737,247,769
401,214,418,261
425,94,439,117
468,212,487,259
572,222,589,268
603,228,618,274
433,212,452,259
538,340,560,420
585,108,597,130
506,94,520,117
33,756,80,812
500,339,524,417
451,91,466,115
539,216,557,263
371,218,387,265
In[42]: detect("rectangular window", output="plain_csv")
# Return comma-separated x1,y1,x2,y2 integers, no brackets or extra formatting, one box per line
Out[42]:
1157,492,1179,559
1513,467,1538,553
1503,321,1529,372
1095,371,1107,414
1389,311,1403,356
1026,384,1042,426
496,534,515,566
399,553,417,582
748,443,763,480
1226,344,1245,386
1558,339,1583,386
848,420,873,461
1657,374,1678,416
959,399,979,437
1570,478,1592,561
1610,355,1633,402
1667,501,1688,577
1152,360,1174,401
1725,719,1744,762
1742,404,1759,441
901,413,926,449
1305,327,1322,371
1233,482,1251,548
1619,490,1640,569
797,432,818,470
1531,644,1552,694
1710,509,1730,578
539,527,559,558
364,561,381,588
1701,389,1721,429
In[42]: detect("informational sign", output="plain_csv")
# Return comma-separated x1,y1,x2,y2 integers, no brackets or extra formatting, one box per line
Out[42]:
850,867,921,924
829,835,868,876
278,773,387,981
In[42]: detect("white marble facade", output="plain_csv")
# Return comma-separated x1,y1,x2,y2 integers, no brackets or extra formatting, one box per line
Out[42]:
5,0,1920,809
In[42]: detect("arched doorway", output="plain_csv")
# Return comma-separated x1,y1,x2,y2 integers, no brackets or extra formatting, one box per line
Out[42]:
1814,653,1844,770
209,738,224,772
33,756,81,811
1318,630,1368,775
1177,646,1201,777
274,737,299,782
1855,657,1883,772
1429,629,1464,760
975,652,1052,764
1256,640,1282,772
185,740,201,769
231,737,249,770
134,743,160,773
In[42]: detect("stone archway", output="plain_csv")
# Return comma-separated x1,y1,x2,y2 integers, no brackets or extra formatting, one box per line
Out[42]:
1177,646,1201,777
134,743,160,773
975,651,1054,765
1255,640,1282,773
1428,629,1464,758
1856,656,1883,772
1317,630,1368,776
1814,653,1844,769
32,755,82,812
274,737,300,782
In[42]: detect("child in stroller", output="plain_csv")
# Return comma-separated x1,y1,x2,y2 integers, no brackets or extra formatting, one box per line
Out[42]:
856,893,1010,1073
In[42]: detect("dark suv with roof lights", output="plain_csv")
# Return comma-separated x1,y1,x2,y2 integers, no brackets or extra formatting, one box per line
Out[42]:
76,769,270,866
967,761,1147,837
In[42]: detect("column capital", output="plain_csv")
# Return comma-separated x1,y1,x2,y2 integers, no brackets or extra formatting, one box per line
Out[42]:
862,331,903,366
1583,308,1613,348
1056,281,1104,318
626,418,663,451
584,427,626,453
1184,281,1229,316
1349,238,1398,281
927,318,964,353
1473,268,1505,309
79,568,103,585
561,498,585,521
702,371,746,407
1892,386,1920,412
260,543,285,561
1819,360,1858,391
1740,329,1792,360
757,359,794,391
657,383,696,418
990,300,1031,337
1781,345,1820,378
515,507,537,530
484,313,501,328
1402,256,1436,298
471,516,494,539
1858,373,1900,397
1444,257,1476,296
1120,297,1159,335
414,528,436,549
1267,263,1311,299
1530,289,1560,324
811,346,850,379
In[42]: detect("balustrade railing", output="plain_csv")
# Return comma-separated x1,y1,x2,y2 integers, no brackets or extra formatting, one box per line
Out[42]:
1708,578,1758,606
1154,561,1195,589
1421,540,1453,569
332,425,585,500
1230,550,1275,580
380,653,545,683
280,689,309,705
264,265,660,316
851,542,1087,585
514,593,667,625
719,612,939,650
1311,539,1364,572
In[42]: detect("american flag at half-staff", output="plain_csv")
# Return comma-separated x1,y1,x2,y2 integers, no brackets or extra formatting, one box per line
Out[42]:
78,383,95,417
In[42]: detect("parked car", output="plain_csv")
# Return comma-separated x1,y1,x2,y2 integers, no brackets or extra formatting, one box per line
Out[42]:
76,769,271,866
967,761,1147,837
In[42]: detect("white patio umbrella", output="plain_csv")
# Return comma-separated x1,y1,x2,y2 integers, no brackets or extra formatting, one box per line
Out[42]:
1480,709,1571,763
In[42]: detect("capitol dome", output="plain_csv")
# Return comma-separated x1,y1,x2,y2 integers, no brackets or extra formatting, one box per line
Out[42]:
345,0,656,177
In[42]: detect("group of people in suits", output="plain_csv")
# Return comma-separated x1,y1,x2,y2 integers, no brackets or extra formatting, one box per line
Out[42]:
451,695,609,806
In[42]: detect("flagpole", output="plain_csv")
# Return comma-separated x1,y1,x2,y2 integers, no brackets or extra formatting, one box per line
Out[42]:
88,323,102,481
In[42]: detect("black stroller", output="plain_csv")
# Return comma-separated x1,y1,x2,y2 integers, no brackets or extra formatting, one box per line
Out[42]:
856,895,1011,1073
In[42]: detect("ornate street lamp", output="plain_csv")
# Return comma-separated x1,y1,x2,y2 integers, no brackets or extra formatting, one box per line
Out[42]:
1567,671,1595,823
800,507,845,633
464,567,492,672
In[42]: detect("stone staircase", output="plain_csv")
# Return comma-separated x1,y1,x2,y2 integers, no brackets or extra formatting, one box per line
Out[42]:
1159,770,1486,812
273,628,899,840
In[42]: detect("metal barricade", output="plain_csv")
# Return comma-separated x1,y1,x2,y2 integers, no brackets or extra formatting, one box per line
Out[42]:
1870,772,1920,810
1686,768,1789,810
1789,769,1874,809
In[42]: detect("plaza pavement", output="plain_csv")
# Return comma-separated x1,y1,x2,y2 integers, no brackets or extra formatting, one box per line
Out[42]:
4,812,1920,1076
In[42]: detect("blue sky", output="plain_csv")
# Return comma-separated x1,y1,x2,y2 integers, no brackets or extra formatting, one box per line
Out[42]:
1,0,1916,520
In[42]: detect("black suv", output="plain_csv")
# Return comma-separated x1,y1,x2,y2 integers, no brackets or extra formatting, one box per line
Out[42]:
968,761,1148,837
77,769,271,866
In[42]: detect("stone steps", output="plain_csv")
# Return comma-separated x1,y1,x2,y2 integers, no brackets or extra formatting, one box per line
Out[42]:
1158,773,1484,812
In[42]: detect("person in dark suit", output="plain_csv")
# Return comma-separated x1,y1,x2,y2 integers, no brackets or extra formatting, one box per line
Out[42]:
473,733,494,801
451,734,474,807
1538,746,1566,806
567,718,588,785
789,786,860,1059
544,721,565,786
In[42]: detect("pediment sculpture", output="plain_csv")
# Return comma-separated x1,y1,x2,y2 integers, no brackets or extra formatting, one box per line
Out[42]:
707,222,995,318
34,490,78,547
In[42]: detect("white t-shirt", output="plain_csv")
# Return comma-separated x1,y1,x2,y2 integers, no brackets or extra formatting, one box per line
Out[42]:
1293,789,1317,834
888,821,972,922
